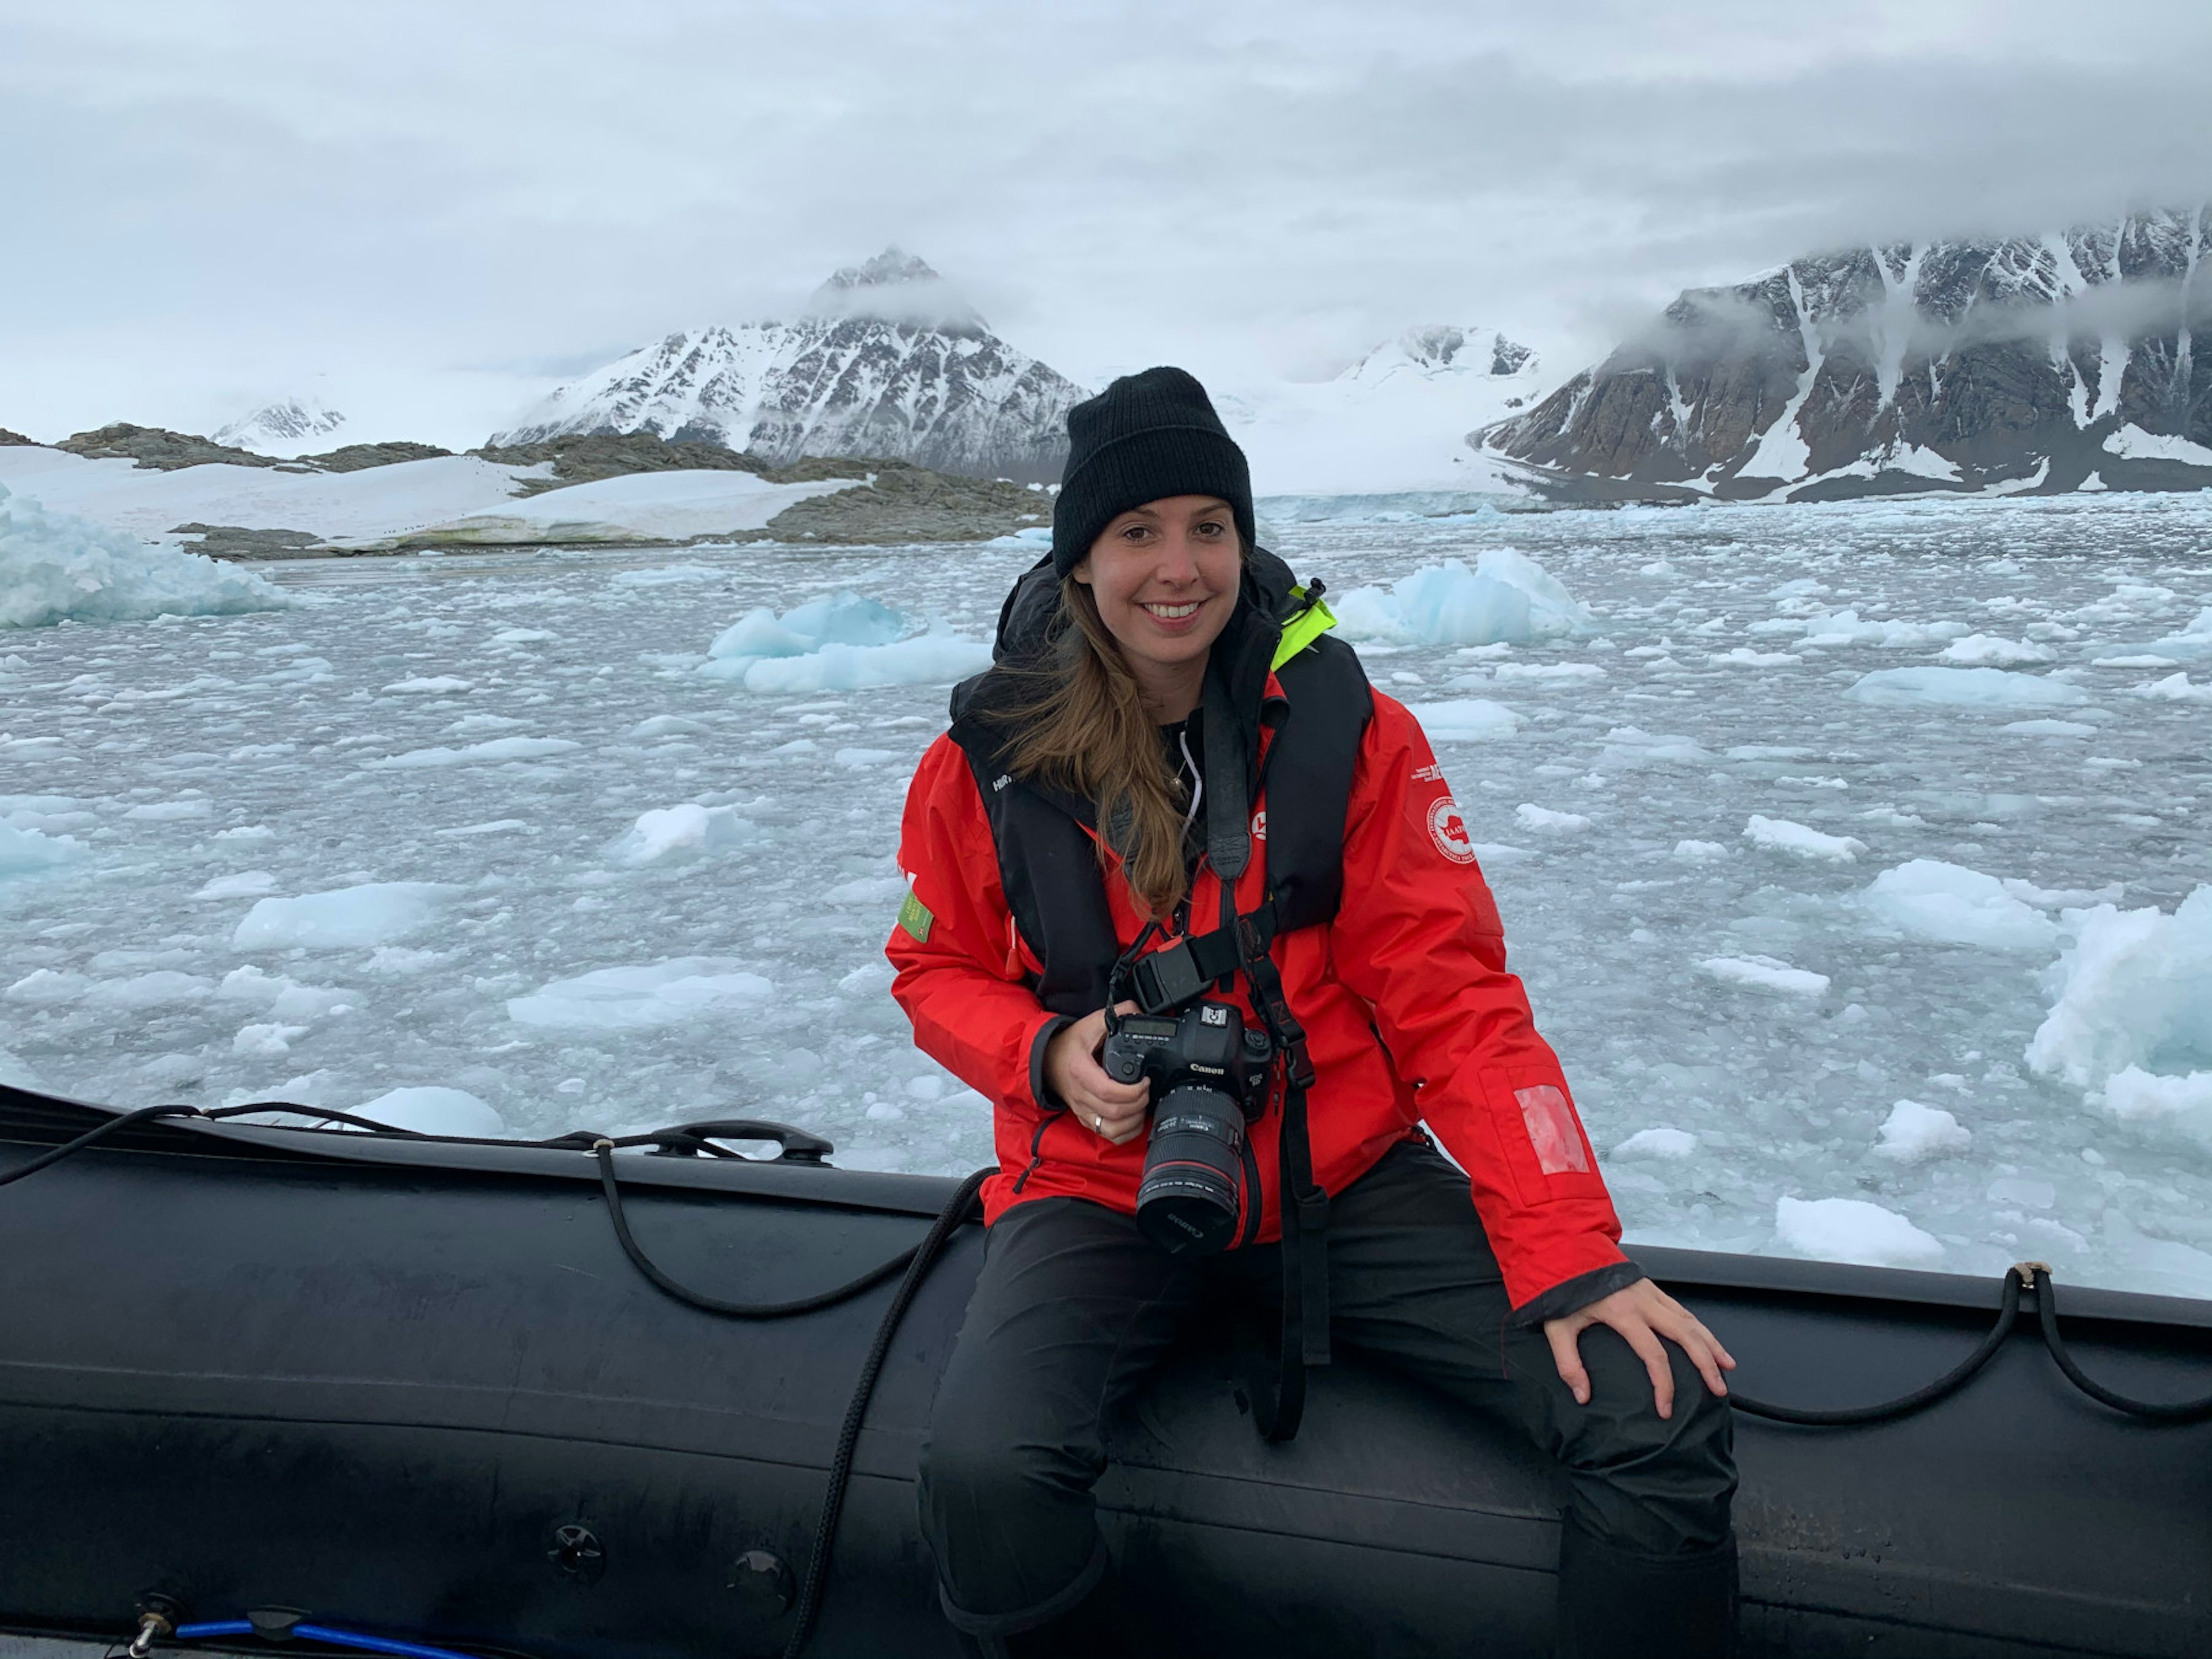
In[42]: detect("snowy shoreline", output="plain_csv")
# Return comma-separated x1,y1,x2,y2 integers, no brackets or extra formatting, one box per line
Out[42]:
4,490,2210,1299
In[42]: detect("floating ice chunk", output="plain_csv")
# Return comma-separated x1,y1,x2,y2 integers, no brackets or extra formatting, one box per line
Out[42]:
435,818,531,838
1861,860,2061,952
1407,699,1521,741
1938,634,2052,666
1847,666,2089,709
609,565,726,588
1872,1099,1972,1162
217,965,354,1020
1707,647,1801,667
382,676,473,694
215,824,275,840
0,822,83,878
838,961,897,998
1490,661,1604,681
1775,1196,1944,1268
2001,877,2123,910
354,1085,505,1137
1613,1127,1696,1160
491,627,556,645
233,881,461,950
702,592,908,675
1798,610,1967,649
2100,1067,2212,1137
124,799,211,821
2000,719,2096,737
1515,804,1592,832
2027,887,2212,1141
1673,839,1730,861
1698,955,1829,996
1743,815,1865,862
835,747,903,767
5,969,89,1004
1986,1175,2056,1210
1598,728,1711,767
195,869,279,900
1332,550,1593,647
605,802,752,866
365,737,581,768
717,630,993,694
234,1022,308,1056
2129,672,2211,703
81,971,213,1010
0,482,291,628
630,714,710,738
507,957,776,1032
825,876,909,907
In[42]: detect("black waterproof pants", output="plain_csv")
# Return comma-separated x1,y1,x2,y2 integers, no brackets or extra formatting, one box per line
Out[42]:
918,1139,1737,1651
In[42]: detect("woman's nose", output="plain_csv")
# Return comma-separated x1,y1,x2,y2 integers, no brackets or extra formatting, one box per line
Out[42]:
1153,532,1202,583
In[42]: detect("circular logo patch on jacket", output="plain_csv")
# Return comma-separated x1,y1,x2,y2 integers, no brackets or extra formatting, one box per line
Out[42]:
1427,797,1478,864
1250,809,1267,841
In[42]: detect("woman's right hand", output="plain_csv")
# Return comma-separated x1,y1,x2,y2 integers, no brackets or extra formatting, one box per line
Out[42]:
1044,1003,1151,1144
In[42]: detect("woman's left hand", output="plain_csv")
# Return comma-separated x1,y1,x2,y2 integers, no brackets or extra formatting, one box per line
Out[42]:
1542,1279,1735,1420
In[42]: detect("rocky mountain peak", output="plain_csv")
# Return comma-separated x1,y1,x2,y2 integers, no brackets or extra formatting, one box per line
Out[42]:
804,245,987,335
1483,205,2211,501
491,251,1089,484
214,396,347,457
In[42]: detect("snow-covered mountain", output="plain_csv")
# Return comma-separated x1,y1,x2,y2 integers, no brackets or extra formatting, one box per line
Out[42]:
1484,207,2212,499
213,396,346,456
1216,324,1546,496
491,250,1090,484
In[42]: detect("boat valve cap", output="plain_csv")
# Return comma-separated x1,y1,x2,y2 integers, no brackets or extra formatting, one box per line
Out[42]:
728,1548,796,1615
547,1522,608,1585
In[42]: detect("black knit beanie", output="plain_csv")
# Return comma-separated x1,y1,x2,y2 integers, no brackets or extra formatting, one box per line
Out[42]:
1051,366,1255,577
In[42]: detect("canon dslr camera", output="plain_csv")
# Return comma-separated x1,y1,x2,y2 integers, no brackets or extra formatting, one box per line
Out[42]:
1101,1001,1272,1256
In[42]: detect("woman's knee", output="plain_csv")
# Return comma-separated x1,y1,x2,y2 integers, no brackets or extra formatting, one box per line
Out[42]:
1551,1334,1738,1552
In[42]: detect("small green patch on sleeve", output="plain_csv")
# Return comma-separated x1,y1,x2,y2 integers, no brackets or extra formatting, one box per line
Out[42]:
897,889,934,944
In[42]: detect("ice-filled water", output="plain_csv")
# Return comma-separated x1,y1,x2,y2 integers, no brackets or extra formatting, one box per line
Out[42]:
4,490,2211,1296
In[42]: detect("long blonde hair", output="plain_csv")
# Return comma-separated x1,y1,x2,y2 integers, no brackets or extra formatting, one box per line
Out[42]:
993,575,1209,919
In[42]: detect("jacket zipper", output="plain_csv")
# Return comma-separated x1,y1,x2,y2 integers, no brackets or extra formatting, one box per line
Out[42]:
1010,1112,1054,1195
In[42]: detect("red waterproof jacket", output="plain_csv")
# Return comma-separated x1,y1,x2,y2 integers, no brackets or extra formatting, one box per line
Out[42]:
887,650,1630,1317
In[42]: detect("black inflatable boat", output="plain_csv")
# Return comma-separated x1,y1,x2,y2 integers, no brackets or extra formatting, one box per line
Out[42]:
3,1082,2209,1659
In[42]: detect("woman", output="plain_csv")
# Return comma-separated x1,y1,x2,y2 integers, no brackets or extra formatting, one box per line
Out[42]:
888,368,1738,1658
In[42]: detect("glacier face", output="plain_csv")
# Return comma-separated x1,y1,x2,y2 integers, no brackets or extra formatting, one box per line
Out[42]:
492,250,1090,484
1486,207,2212,501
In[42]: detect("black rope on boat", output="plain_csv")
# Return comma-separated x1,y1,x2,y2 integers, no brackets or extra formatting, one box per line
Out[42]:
2026,1264,2212,1423
779,1166,991,1659
1727,1269,2022,1426
1729,1262,2212,1426
589,1137,926,1318
0,1103,203,1188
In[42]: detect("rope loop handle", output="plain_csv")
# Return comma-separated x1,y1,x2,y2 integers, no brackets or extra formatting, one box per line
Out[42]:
1730,1260,2212,1427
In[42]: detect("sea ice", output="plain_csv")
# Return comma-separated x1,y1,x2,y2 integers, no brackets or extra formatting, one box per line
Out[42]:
605,802,753,866
1405,699,1521,741
507,957,777,1032
1797,610,1967,649
2026,887,2212,1140
233,882,461,950
1938,634,2053,666
1743,816,1865,862
353,1085,506,1137
2129,672,2211,703
1697,955,1830,995
1516,804,1592,833
1861,859,2061,952
698,593,989,691
1847,666,2089,709
1872,1099,1972,1161
1332,550,1592,646
365,737,582,769
1774,1196,1944,1268
1613,1127,1697,1159
0,482,290,628
0,823,82,878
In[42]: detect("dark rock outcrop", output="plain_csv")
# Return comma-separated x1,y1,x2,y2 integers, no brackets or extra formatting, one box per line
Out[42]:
169,524,325,559
491,249,1091,485
0,429,38,446
54,425,287,471
302,441,453,472
1484,207,2212,499
759,465,1048,544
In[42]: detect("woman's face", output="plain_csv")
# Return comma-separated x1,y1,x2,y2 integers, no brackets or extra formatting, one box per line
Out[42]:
1072,495,1242,696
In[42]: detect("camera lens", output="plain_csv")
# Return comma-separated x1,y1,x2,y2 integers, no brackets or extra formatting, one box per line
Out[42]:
1135,1084,1245,1256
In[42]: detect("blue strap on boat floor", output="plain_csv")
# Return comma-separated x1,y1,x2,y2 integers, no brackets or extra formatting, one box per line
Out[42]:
174,1622,483,1659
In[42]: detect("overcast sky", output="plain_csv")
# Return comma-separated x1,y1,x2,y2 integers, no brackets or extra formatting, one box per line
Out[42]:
5,1,2208,446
